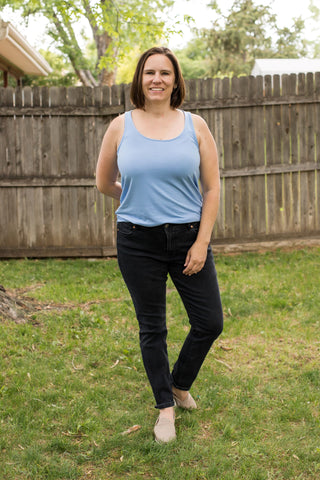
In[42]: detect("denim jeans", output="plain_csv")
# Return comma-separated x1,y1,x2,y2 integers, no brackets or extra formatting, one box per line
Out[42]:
117,221,223,409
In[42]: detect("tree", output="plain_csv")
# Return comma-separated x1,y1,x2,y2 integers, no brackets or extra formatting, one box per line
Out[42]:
23,50,77,87
115,46,141,84
174,37,211,80
1,0,175,86
307,0,320,58
196,0,307,78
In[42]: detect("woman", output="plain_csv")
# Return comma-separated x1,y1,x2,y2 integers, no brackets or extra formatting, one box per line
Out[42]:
96,46,223,443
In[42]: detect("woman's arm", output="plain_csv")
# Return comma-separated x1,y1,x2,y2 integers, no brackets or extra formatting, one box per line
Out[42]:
96,115,124,200
183,114,220,276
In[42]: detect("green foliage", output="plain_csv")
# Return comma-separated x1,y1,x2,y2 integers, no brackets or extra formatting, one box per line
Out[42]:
188,0,308,78
0,0,175,85
23,49,77,86
274,17,308,59
0,248,319,478
306,0,320,57
174,37,211,80
116,46,141,85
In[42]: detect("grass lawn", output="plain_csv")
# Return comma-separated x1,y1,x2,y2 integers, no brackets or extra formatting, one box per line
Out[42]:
0,248,319,479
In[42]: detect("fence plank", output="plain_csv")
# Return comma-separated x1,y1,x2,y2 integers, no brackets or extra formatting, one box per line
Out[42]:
251,75,266,237
266,75,283,235
0,188,18,248
238,76,251,238
222,77,234,239
316,73,320,231
0,88,15,178
230,77,242,239
288,75,300,233
303,86,316,233
281,75,293,233
212,78,225,240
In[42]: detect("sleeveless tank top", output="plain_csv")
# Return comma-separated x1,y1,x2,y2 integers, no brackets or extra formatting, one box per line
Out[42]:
116,110,202,226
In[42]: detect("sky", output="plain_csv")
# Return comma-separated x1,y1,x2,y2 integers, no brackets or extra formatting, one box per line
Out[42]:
1,0,318,52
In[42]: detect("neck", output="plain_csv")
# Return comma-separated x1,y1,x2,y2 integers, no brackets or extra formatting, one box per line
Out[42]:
143,100,174,117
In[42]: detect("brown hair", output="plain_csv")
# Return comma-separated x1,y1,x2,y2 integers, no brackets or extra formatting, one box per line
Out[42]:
130,46,185,109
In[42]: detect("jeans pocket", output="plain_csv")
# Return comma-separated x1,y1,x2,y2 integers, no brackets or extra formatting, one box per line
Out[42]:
117,222,135,237
187,222,200,236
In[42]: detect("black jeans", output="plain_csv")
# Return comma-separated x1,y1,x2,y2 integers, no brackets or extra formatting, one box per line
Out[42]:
117,221,223,409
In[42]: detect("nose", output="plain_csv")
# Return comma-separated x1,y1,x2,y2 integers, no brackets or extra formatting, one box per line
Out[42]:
152,72,161,83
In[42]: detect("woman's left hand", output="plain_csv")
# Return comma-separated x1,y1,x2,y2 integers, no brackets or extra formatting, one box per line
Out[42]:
183,241,208,276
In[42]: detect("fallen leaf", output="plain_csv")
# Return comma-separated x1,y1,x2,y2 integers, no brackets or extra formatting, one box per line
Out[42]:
110,359,119,369
220,345,233,351
121,424,141,435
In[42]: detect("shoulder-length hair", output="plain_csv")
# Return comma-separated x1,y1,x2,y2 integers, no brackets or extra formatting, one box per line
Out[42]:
130,46,185,109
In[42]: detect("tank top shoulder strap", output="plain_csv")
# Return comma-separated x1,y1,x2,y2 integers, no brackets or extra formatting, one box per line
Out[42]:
117,111,134,153
183,110,198,146
124,110,134,131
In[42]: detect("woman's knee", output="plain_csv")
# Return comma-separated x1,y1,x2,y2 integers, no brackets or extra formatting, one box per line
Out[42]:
211,306,224,338
197,308,223,340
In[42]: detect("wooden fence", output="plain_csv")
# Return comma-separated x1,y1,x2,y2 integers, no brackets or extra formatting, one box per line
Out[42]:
0,73,320,258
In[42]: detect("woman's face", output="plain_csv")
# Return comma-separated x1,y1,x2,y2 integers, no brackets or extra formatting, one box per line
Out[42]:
141,54,176,106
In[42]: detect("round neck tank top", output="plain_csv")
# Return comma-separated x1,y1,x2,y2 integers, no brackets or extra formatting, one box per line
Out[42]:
116,110,202,227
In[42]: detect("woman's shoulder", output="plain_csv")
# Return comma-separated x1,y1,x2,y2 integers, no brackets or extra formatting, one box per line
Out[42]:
189,112,208,129
102,113,126,149
185,112,210,142
109,112,125,130
107,113,125,139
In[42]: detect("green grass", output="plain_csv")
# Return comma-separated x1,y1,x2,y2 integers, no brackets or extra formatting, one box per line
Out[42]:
0,249,319,480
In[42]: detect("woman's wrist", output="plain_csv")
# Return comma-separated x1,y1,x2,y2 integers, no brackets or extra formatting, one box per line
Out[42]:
195,236,211,247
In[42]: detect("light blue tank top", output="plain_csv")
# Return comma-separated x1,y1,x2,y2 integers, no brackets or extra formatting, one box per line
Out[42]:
116,110,202,226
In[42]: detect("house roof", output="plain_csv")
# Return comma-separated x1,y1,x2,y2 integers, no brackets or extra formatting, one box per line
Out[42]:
251,58,320,76
0,19,52,77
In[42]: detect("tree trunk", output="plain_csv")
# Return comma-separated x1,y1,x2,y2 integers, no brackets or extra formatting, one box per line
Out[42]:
0,286,33,324
99,68,117,86
95,31,118,86
76,69,99,87
82,5,118,87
